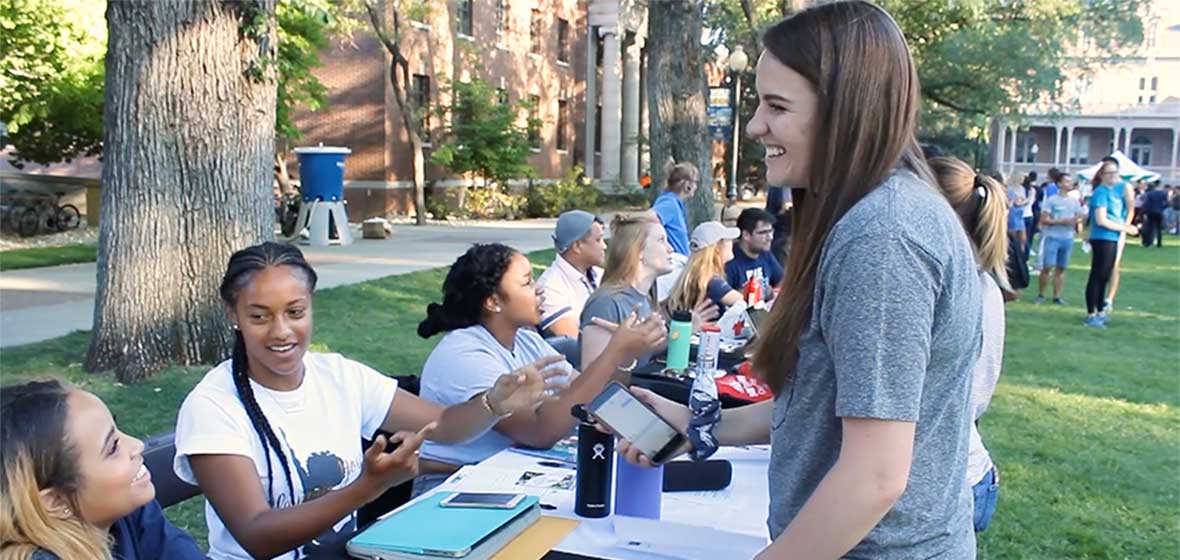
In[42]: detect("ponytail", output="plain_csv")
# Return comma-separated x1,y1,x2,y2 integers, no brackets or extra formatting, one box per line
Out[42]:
418,244,518,338
927,157,1011,291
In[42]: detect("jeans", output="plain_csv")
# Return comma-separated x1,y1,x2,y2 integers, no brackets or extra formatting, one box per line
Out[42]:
972,465,1000,532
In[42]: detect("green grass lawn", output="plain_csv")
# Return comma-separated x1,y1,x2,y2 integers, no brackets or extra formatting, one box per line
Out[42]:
0,242,97,271
1,239,1177,557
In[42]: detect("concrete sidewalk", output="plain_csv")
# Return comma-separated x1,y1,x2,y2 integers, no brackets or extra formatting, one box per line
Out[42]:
0,220,557,348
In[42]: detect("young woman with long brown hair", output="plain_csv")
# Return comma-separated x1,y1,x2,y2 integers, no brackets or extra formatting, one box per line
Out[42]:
615,2,983,557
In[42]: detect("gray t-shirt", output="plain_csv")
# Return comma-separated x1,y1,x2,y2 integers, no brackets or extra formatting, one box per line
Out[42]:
1041,194,1084,239
580,285,656,366
768,171,981,558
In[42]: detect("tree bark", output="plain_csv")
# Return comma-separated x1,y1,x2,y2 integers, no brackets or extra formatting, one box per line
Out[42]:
87,0,277,382
646,0,713,227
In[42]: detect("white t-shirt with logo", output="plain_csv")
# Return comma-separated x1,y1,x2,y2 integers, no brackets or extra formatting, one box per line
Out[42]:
174,353,399,559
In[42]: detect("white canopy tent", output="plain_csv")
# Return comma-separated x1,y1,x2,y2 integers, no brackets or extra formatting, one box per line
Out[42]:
1075,150,1162,184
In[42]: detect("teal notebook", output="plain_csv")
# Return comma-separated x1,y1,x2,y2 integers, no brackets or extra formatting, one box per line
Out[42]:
346,493,540,558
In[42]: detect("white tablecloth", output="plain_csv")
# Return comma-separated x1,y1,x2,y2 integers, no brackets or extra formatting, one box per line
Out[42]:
424,446,773,559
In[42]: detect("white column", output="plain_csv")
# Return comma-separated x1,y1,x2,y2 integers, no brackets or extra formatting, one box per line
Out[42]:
1064,126,1075,173
583,25,598,179
1125,127,1135,154
994,120,1006,173
599,28,622,191
1171,128,1179,176
1007,126,1018,176
1053,126,1062,166
620,36,642,190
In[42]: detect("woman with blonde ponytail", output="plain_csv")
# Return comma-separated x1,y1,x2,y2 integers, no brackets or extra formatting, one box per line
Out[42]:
1,380,205,560
927,155,1010,532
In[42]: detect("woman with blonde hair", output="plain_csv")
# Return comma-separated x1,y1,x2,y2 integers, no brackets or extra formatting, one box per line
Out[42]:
614,2,983,557
928,156,1010,532
579,213,674,370
1,380,205,560
665,221,743,314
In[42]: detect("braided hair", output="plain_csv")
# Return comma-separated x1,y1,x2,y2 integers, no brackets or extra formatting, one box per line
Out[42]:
417,243,518,338
218,242,318,511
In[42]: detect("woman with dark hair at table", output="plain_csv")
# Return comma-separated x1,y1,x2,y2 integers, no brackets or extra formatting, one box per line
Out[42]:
615,3,983,557
413,243,665,495
173,242,563,559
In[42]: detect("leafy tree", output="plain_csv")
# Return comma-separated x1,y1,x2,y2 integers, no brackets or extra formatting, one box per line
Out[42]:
430,76,538,191
0,0,105,165
0,0,341,168
701,0,1146,167
361,0,432,225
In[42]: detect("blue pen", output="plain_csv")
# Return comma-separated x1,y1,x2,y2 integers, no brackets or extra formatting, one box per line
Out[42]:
538,460,572,469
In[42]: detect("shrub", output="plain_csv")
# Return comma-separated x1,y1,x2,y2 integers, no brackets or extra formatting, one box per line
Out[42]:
524,165,599,218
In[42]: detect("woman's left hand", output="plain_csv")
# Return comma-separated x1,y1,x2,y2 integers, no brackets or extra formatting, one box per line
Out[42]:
486,355,569,415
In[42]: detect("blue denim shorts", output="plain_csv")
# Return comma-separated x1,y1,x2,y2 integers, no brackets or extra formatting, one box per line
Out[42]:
972,465,1000,532
1042,236,1073,268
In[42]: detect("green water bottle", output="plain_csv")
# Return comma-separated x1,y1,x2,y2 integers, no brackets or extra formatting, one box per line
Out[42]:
666,310,693,371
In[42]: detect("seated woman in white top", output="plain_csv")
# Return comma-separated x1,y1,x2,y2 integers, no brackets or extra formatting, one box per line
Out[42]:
173,242,562,560
416,243,665,487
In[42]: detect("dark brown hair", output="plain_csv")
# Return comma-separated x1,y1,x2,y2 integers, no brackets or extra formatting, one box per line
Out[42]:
751,1,933,394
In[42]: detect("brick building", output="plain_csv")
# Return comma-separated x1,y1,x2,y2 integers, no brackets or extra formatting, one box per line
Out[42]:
289,0,589,219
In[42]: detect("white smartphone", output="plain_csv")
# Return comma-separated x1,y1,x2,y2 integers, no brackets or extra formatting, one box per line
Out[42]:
587,382,686,464
438,492,526,509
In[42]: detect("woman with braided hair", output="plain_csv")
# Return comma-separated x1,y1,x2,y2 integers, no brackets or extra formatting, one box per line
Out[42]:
415,243,665,494
173,242,564,559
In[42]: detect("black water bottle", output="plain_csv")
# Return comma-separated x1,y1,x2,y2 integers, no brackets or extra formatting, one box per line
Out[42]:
573,405,613,518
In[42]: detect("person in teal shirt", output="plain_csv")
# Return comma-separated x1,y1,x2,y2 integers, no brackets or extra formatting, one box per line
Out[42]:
1084,157,1139,327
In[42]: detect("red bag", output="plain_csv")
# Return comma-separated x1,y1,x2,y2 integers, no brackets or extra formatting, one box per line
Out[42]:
716,366,773,403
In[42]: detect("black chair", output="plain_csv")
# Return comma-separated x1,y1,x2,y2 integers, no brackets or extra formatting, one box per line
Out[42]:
142,432,202,508
356,374,421,528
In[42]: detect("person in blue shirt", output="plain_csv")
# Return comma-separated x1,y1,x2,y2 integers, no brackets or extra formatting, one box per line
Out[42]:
1084,158,1139,327
1141,182,1168,247
1,379,207,560
650,162,699,256
726,208,784,299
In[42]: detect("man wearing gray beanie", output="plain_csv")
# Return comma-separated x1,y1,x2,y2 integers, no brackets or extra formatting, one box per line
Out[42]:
537,210,606,339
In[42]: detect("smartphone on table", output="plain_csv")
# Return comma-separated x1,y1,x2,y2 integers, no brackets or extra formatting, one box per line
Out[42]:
438,492,526,509
586,382,687,464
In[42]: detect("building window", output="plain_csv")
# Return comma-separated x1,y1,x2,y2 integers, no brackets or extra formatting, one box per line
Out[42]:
1015,133,1038,163
1139,77,1146,89
495,0,508,38
530,9,543,55
1151,76,1158,90
529,94,541,149
557,99,569,151
411,74,431,137
457,0,473,37
1129,136,1152,166
557,19,570,63
1069,133,1089,165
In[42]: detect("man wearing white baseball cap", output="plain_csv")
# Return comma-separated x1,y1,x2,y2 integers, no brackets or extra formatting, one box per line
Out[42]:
666,221,744,314
537,210,606,340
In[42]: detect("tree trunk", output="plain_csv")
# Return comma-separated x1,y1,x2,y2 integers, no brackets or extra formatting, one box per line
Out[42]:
366,1,427,225
646,0,713,227
87,0,277,382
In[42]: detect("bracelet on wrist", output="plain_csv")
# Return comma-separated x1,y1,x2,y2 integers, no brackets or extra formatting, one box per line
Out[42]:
482,391,511,418
617,358,639,373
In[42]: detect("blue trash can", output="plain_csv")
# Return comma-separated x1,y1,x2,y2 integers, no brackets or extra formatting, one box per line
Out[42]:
293,146,351,202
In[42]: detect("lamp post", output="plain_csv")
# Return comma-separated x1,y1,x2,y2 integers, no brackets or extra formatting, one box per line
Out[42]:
727,46,749,200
